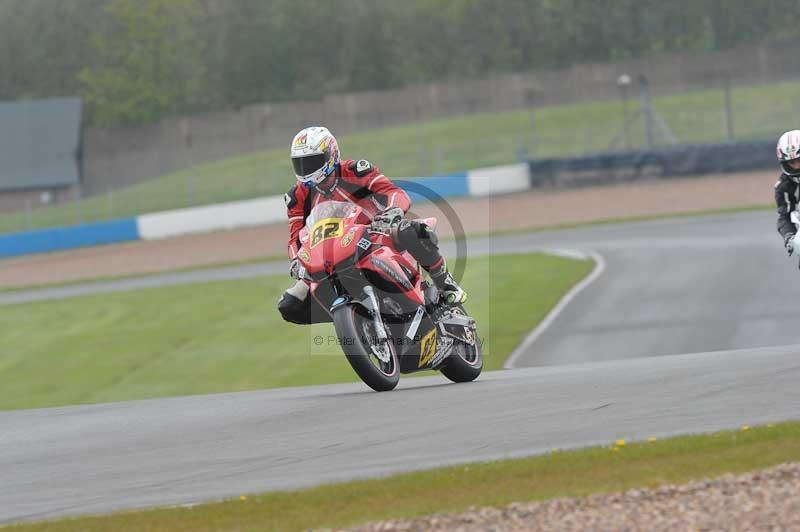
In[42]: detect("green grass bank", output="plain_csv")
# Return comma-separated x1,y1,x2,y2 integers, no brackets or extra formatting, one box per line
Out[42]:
0,252,592,410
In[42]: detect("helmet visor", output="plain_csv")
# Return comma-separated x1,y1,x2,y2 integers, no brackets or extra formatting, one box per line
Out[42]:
783,159,800,177
292,153,327,178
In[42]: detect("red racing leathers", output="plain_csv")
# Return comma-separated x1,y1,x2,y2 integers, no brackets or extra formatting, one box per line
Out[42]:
284,159,410,260
278,158,459,324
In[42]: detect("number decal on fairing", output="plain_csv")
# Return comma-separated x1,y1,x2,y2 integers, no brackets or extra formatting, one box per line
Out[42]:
418,328,437,368
310,218,343,248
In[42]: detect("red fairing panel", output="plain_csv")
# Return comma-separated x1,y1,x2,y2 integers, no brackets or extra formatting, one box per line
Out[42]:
357,246,424,306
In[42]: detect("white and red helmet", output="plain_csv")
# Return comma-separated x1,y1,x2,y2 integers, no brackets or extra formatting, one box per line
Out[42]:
290,126,340,187
777,130,800,177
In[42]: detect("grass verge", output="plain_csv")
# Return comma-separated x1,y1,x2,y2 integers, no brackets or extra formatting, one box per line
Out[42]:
0,252,592,410
7,422,799,531
1,78,794,233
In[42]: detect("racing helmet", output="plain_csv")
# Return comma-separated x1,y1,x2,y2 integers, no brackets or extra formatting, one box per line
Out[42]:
290,126,340,187
777,130,800,178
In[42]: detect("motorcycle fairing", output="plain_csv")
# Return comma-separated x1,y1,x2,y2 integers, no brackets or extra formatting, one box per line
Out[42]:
358,246,423,306
299,200,459,375
396,315,439,373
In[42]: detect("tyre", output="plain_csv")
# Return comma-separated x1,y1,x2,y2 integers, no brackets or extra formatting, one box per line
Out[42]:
333,305,399,391
439,305,483,383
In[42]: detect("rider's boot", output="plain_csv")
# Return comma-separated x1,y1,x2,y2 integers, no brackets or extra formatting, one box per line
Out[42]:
427,258,467,305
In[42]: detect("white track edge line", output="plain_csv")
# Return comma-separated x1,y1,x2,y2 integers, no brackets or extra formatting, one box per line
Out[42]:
502,250,606,369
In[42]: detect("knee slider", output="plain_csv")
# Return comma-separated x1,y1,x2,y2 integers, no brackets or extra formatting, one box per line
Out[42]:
421,222,439,247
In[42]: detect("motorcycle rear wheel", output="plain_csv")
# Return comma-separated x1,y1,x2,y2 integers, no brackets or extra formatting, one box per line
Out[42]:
439,305,483,383
333,305,400,392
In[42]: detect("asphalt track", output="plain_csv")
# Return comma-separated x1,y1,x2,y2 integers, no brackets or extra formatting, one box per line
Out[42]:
4,210,800,523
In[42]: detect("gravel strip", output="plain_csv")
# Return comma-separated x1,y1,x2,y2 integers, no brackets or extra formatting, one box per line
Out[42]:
337,462,800,531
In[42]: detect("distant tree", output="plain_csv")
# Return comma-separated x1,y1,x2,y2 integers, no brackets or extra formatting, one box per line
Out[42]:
0,0,104,100
2,0,799,126
704,0,799,50
78,0,206,126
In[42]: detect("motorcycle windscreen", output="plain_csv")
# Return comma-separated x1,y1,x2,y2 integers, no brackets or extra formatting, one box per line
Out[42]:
304,201,356,231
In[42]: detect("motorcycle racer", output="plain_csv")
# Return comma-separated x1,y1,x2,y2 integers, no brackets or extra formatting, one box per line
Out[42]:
775,130,800,255
277,126,466,324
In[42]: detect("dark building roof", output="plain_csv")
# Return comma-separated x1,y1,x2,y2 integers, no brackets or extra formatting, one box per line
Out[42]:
0,98,81,192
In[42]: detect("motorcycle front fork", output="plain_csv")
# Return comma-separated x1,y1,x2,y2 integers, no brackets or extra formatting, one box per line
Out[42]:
362,285,389,345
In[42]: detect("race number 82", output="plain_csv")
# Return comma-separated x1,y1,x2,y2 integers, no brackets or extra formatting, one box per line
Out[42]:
310,218,343,248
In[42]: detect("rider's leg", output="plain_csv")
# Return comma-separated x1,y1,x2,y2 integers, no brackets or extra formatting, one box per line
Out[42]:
278,280,312,324
277,281,334,324
394,220,467,304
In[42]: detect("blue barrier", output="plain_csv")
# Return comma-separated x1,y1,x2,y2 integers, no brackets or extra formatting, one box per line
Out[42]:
402,173,469,203
0,218,140,258
0,172,472,259
527,141,775,189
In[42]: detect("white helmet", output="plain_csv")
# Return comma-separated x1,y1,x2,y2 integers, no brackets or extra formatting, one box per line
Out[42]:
290,126,340,187
777,130,800,177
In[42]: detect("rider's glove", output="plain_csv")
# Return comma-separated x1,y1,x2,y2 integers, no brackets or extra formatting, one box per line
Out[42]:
289,258,302,279
786,234,796,256
371,207,404,231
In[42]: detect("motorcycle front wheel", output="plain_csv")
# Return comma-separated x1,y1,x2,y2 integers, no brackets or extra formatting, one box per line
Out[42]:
332,305,400,391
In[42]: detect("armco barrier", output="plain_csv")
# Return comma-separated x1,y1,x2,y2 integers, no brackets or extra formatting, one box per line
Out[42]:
137,174,469,241
137,196,286,240
403,173,469,204
0,149,777,258
528,141,776,189
0,218,139,258
466,163,529,197
1,167,536,257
